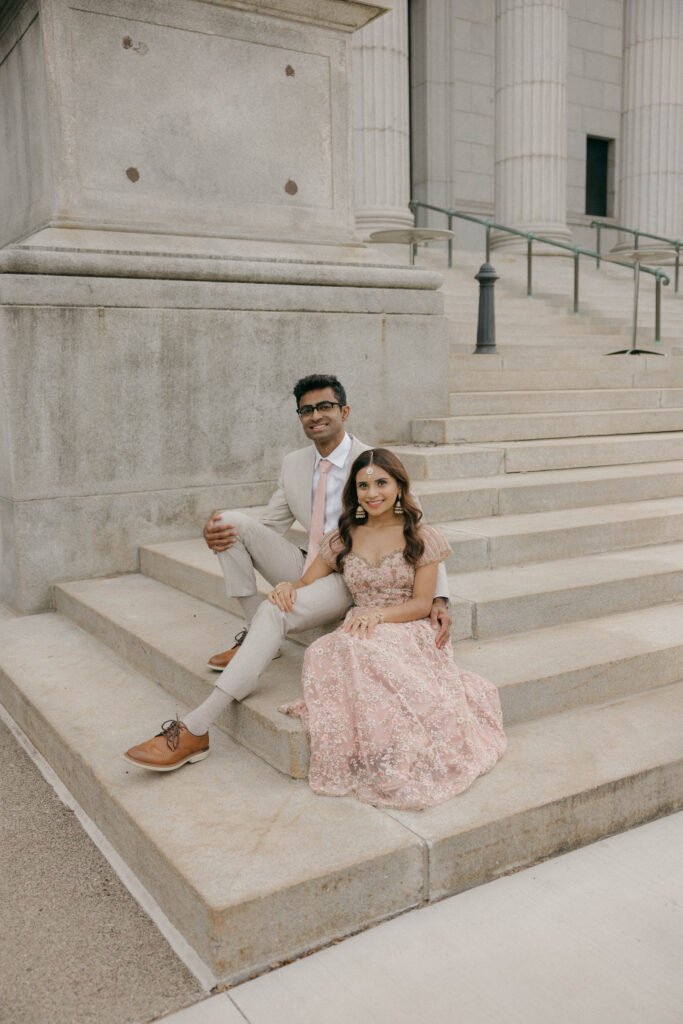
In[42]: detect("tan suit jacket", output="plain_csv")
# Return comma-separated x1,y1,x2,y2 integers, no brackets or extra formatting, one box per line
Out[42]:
260,435,369,536
259,436,449,599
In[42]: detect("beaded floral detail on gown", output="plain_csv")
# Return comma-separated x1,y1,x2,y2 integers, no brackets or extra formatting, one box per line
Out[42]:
280,525,506,810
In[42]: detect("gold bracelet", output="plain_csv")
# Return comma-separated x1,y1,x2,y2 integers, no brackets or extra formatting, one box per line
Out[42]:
358,610,384,626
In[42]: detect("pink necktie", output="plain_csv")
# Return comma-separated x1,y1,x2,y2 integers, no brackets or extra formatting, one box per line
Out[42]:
303,458,332,572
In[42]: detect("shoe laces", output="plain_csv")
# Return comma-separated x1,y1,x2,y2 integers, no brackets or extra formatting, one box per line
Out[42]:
158,716,183,751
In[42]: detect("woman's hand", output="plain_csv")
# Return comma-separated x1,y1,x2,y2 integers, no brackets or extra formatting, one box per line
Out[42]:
344,607,384,639
268,581,298,613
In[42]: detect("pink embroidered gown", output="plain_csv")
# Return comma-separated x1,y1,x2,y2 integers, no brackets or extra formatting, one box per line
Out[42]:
280,525,506,810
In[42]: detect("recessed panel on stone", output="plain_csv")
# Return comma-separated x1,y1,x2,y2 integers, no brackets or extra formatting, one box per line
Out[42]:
65,8,333,209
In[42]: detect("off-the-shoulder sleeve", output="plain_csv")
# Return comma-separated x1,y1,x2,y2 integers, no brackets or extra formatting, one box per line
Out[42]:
416,525,452,567
318,529,344,568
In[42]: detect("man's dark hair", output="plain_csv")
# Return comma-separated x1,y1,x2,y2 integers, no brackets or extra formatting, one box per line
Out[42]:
293,374,346,407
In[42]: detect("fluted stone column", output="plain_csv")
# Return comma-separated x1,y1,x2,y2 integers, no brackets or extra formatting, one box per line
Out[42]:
493,0,570,251
352,0,413,237
617,0,683,251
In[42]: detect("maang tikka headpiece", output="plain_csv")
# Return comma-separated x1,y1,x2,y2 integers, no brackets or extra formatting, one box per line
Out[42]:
365,450,375,477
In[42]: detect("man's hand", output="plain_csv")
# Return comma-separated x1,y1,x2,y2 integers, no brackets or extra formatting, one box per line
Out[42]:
204,513,238,553
430,598,451,649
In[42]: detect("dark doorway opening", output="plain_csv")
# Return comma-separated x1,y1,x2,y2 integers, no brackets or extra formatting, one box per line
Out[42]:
585,136,611,217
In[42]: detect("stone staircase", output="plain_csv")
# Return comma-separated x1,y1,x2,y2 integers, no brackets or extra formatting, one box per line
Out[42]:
1,251,683,987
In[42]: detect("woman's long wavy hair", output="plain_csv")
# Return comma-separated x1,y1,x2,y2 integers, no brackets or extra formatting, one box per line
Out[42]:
335,448,424,571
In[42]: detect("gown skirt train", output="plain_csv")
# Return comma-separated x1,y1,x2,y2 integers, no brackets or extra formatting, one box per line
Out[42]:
280,526,506,811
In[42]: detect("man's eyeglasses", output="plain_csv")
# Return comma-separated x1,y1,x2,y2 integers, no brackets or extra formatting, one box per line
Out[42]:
297,401,342,418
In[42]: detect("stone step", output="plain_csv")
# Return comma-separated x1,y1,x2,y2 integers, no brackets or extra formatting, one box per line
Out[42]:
392,434,683,477
444,306,629,328
1,611,680,984
448,389,683,416
137,537,475,639
450,351,677,370
141,528,683,640
389,443,507,480
495,432,683,473
412,408,683,444
53,574,312,778
0,613,423,984
441,496,683,571
441,300,571,316
139,496,683,612
55,564,683,736
454,601,683,726
447,540,683,638
448,320,629,339
411,461,683,521
448,368,683,387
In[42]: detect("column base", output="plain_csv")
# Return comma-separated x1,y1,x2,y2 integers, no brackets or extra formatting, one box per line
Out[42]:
610,241,679,265
355,208,415,240
490,225,573,255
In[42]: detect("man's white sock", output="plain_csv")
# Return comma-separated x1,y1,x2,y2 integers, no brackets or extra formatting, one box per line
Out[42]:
183,687,234,736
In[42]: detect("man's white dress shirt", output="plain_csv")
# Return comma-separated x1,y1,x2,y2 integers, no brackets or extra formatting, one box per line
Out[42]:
311,432,354,534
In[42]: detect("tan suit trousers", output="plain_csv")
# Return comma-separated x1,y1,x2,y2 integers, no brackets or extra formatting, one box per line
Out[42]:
213,510,352,700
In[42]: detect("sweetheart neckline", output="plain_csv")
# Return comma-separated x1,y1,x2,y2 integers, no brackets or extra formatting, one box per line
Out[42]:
346,548,405,568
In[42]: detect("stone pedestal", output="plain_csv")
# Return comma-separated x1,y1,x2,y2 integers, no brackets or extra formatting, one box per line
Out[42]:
616,0,683,256
493,0,571,251
352,0,413,236
0,0,450,613
0,0,395,251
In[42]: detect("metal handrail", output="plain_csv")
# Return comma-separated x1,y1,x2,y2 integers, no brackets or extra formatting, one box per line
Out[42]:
590,219,681,293
409,200,670,345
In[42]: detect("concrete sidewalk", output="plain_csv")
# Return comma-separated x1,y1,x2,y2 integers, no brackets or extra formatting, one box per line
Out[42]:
164,811,683,1024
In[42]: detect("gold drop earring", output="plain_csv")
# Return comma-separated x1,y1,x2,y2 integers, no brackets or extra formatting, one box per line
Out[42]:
394,494,404,515
355,502,367,520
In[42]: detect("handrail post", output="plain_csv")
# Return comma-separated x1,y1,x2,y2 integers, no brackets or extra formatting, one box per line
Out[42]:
631,262,640,351
447,211,454,270
527,235,533,297
676,243,680,294
595,222,601,268
634,230,639,251
573,248,580,314
655,272,662,345
485,221,491,263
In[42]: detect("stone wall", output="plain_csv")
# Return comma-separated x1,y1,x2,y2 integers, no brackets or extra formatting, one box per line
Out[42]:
0,251,446,612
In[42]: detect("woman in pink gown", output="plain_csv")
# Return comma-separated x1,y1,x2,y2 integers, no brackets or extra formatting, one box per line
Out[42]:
271,448,506,811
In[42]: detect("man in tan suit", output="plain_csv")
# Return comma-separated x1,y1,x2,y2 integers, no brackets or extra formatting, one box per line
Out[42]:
125,374,451,771
203,378,371,671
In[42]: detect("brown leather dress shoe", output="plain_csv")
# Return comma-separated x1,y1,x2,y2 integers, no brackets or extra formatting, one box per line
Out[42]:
207,627,248,671
124,717,209,772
